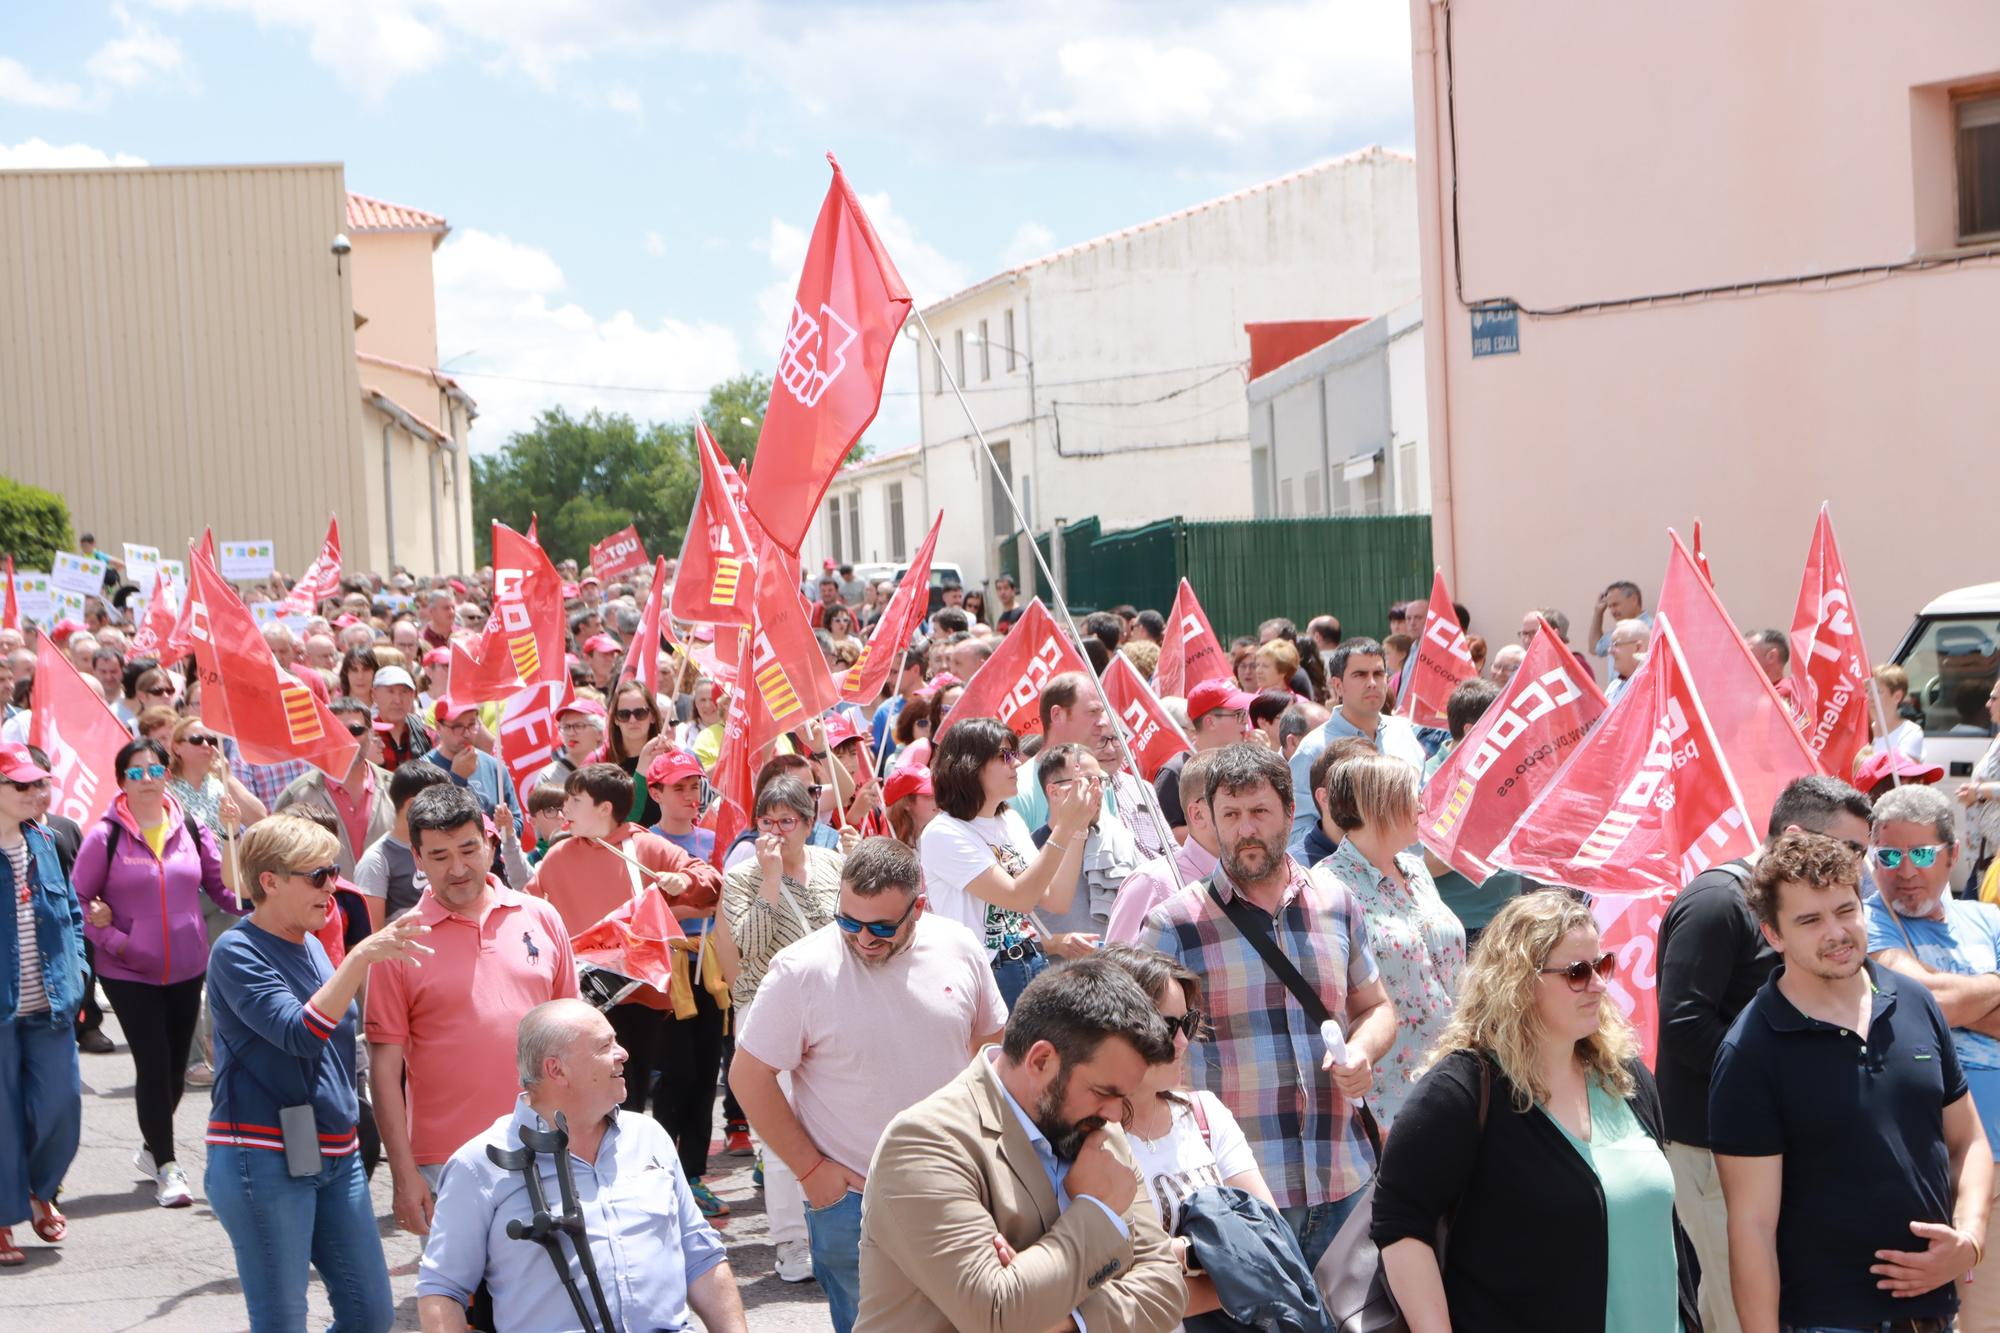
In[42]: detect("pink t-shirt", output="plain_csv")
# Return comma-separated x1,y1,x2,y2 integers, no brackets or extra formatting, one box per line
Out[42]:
735,912,1005,1176
364,881,580,1164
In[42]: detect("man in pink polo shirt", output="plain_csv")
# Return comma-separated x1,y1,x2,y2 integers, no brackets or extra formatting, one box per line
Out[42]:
1104,748,1224,945
365,784,578,1237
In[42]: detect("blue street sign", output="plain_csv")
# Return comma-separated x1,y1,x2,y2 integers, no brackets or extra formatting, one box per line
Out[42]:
1470,303,1520,358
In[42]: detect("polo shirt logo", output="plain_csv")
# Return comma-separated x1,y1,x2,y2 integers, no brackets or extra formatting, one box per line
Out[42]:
522,931,540,963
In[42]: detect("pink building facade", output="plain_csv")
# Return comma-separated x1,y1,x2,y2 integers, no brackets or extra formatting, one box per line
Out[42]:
1408,0,2000,648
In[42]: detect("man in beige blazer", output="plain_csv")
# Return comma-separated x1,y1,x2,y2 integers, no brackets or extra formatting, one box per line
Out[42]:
856,956,1186,1333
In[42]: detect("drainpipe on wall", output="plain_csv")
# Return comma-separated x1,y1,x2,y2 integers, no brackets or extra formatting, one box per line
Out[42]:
382,421,397,570
1411,0,1460,584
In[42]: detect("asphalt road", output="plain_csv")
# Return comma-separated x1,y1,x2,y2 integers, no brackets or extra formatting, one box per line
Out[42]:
0,1010,834,1331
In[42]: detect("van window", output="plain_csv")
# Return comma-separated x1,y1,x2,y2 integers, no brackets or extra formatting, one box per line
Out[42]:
1896,615,2000,736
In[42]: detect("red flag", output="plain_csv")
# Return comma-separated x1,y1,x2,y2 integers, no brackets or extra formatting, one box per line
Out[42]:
1656,530,1820,830
589,524,649,583
741,535,840,757
187,553,359,780
1405,569,1477,727
130,569,180,660
1593,891,1672,1069
280,517,342,615
163,539,212,662
840,511,941,704
497,680,571,807
674,422,759,626
28,636,127,827
1101,653,1192,781
941,600,1093,739
2,556,16,632
571,882,686,1001
450,522,566,707
1788,505,1876,782
1420,621,1609,882
1691,519,1714,586
745,155,913,556
1154,579,1229,700
704,636,756,868
673,620,743,689
620,558,670,698
1494,613,1758,896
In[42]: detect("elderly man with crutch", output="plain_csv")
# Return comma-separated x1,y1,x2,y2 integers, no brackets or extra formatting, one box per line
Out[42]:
415,999,746,1333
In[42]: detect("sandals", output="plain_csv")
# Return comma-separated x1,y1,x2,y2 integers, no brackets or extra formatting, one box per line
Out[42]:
0,1228,23,1266
29,1199,65,1244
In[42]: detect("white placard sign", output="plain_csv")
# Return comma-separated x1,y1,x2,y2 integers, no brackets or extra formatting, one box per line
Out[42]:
160,559,186,592
12,572,54,625
248,601,310,636
50,551,103,598
219,540,276,582
124,543,162,585
51,589,88,623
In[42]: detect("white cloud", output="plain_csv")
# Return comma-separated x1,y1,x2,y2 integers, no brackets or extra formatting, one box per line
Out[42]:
88,5,192,92
1003,221,1056,267
0,138,148,169
642,230,666,258
433,227,744,450
0,56,87,110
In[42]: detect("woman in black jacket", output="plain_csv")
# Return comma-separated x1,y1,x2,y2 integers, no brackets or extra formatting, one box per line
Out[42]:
1371,890,1701,1333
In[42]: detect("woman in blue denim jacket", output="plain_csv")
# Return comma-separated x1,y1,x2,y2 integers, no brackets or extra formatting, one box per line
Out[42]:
0,742,88,1265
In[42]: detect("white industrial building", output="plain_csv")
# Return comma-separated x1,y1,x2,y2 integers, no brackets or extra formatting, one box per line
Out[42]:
1247,300,1430,519
803,146,1421,592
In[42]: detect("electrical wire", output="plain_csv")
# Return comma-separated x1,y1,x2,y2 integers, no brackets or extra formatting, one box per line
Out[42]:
441,358,1248,400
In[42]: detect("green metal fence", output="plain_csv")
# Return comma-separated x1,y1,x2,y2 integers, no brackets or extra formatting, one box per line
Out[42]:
997,513,1432,644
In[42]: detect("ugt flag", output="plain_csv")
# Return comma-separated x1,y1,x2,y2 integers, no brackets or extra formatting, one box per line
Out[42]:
674,422,759,627
1788,504,1875,781
29,636,128,827
746,155,912,557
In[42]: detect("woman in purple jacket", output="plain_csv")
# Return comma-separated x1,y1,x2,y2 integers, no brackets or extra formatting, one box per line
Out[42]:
72,737,240,1209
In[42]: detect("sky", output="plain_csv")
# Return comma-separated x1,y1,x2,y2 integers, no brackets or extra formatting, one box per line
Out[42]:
0,1,1416,453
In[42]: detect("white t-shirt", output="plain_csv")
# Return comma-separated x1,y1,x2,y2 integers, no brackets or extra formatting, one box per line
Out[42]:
1127,1091,1257,1238
1885,718,1925,761
735,913,1006,1176
919,809,1037,959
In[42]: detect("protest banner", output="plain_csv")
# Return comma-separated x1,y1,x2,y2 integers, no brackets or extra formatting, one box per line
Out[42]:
1406,568,1477,727
941,600,1093,739
218,540,276,582
589,524,649,583
50,551,102,599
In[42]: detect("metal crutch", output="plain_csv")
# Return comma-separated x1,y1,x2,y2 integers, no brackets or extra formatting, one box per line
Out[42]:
485,1141,600,1333
517,1112,618,1333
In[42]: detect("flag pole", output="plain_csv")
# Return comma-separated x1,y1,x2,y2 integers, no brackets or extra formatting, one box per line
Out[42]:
909,310,1184,885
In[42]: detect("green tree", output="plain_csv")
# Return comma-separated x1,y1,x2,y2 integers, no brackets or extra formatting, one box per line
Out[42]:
471,408,698,568
0,473,75,569
698,372,770,473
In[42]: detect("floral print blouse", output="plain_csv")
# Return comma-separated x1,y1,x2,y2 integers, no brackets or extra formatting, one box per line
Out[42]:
1312,836,1466,1127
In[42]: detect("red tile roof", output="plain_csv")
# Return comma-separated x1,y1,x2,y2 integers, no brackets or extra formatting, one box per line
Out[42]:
345,192,449,240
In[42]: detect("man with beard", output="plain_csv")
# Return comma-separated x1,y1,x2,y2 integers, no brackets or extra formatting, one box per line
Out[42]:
1147,743,1395,1269
856,956,1184,1333
1713,831,1991,1333
1286,638,1426,854
1863,782,2000,1328
730,838,1005,1332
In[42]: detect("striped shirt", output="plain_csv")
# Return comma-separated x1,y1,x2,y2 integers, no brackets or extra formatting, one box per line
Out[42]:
1147,858,1379,1209
720,846,843,1008
9,841,47,1015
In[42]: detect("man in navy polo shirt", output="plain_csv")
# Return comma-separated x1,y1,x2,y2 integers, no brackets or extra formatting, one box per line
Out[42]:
1865,782,2000,1329
1712,830,1991,1333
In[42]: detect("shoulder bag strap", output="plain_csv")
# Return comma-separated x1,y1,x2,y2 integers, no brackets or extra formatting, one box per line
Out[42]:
1189,1090,1211,1149
1206,883,1332,1028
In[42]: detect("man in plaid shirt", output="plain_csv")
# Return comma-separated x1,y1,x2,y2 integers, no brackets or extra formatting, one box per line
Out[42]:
1148,743,1394,1270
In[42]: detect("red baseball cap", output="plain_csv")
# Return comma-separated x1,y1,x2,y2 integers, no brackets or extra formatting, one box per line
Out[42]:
49,619,86,647
822,712,865,749
882,766,933,807
1187,678,1254,722
647,751,704,787
580,574,601,588
919,672,961,700
1855,750,1946,790
557,698,607,722
434,699,479,724
581,633,622,655
0,742,51,784
423,648,452,667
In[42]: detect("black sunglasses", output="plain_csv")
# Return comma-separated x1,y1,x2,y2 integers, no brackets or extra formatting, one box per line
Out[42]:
1539,952,1616,991
1163,1008,1203,1041
292,864,342,889
344,723,370,739
834,893,921,939
614,707,651,722
186,734,222,749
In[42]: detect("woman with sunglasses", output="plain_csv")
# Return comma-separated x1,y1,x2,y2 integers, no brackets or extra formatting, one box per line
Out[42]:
167,715,267,839
73,737,243,1209
602,680,672,827
1099,945,1276,1325
115,658,178,732
1312,751,1464,1128
919,717,1094,1007
1372,891,1698,1333
0,744,88,1265
205,816,431,1332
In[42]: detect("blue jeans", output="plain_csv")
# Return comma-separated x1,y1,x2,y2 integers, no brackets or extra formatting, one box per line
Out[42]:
0,1016,81,1227
991,949,1048,1010
206,1146,393,1333
1281,1191,1364,1272
806,1188,864,1333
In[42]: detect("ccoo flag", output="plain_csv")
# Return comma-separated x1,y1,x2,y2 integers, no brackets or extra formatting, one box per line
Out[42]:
1154,579,1229,701
745,155,912,557
1101,652,1193,781
1405,568,1477,728
941,600,1093,739
1788,504,1876,782
840,511,942,705
1493,612,1758,896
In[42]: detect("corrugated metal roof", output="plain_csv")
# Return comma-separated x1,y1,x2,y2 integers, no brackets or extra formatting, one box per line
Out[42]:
345,192,449,239
923,146,1411,314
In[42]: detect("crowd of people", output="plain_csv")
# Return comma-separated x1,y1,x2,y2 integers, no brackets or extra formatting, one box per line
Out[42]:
4,551,2000,1333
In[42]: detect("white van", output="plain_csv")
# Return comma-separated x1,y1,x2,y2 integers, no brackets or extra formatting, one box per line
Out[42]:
1887,581,2000,795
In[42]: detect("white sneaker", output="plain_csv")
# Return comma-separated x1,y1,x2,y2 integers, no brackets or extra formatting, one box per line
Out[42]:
775,1239,814,1283
156,1162,193,1209
133,1147,157,1181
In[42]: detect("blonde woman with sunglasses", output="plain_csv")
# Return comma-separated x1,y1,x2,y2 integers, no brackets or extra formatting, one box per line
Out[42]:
1370,890,1700,1333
